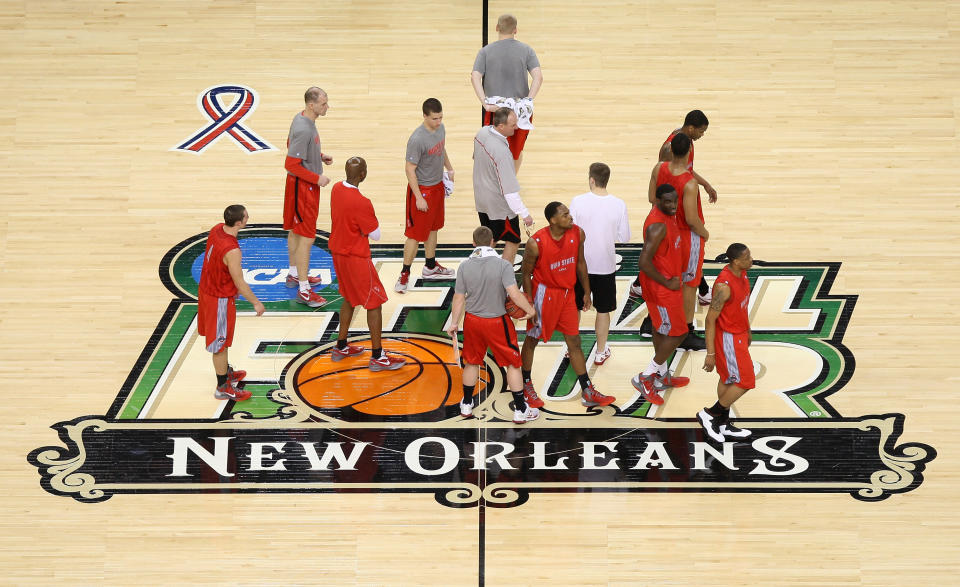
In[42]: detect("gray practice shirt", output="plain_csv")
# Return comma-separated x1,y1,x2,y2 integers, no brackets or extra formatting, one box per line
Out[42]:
472,127,521,220
286,113,323,176
405,124,446,186
472,39,541,98
455,253,517,318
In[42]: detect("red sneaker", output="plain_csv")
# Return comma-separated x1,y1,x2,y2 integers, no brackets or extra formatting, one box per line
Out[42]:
286,273,324,289
214,382,252,401
631,374,664,405
297,289,328,308
523,380,544,408
580,384,616,407
226,365,246,383
369,353,407,371
659,371,689,388
331,344,366,362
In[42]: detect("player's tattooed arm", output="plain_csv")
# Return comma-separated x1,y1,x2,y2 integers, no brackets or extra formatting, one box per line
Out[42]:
520,237,539,295
709,290,728,312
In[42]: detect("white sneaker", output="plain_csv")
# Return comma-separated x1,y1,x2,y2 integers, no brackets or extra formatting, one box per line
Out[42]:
720,422,752,439
421,263,455,279
394,271,410,293
594,347,612,365
460,400,474,418
696,409,725,443
512,406,540,424
629,282,643,298
698,291,712,306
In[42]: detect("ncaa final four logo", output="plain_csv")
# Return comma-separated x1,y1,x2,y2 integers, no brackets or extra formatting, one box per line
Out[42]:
28,227,936,506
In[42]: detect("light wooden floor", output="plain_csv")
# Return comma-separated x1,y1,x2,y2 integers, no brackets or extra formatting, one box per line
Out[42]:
2,0,959,584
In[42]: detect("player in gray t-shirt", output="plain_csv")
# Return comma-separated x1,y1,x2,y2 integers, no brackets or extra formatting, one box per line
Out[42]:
447,226,538,423
284,86,332,308
471,14,542,172
395,98,456,294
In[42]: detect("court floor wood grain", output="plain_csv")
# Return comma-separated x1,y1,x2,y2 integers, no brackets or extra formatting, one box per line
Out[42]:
1,0,958,584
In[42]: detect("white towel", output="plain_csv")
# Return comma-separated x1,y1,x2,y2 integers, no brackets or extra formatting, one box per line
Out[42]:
483,96,535,130
442,170,454,198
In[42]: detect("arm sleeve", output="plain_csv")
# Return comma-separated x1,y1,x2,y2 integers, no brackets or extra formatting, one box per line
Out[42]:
617,202,631,242
472,49,485,74
503,192,529,219
405,133,422,166
526,46,541,71
357,199,380,236
284,156,320,185
367,227,381,241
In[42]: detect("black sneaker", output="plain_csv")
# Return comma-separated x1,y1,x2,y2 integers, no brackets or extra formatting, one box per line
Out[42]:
639,316,653,338
677,331,706,351
720,421,752,439
696,409,725,443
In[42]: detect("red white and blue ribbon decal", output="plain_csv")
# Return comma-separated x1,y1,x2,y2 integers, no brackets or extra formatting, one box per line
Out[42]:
173,85,275,154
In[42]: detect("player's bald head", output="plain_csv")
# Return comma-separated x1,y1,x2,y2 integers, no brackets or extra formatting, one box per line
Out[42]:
304,86,326,104
345,156,367,184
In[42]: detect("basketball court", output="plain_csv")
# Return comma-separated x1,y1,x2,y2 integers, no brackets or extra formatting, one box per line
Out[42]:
2,1,958,584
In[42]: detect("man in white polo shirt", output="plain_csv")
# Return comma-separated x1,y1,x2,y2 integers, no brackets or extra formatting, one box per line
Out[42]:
569,162,631,365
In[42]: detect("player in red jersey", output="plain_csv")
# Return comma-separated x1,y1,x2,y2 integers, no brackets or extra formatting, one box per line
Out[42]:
198,205,266,402
698,243,755,442
519,202,616,409
644,132,708,351
630,185,691,405
659,110,716,307
328,157,406,371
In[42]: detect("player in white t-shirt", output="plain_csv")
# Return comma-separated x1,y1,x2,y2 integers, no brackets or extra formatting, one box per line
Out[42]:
569,163,631,365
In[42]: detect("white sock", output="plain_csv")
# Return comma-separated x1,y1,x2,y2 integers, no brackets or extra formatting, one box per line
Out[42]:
289,267,298,278
642,359,662,377
299,281,310,294
657,362,668,376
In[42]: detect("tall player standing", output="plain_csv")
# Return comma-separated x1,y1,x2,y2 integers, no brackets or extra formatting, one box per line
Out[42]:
198,205,266,402
659,110,716,306
646,133,708,351
283,86,332,308
698,243,755,442
395,98,456,293
520,202,616,409
328,157,406,371
630,186,691,405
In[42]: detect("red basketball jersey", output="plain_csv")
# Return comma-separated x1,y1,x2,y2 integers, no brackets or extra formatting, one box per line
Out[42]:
714,265,751,334
532,225,581,290
329,181,379,257
656,161,701,231
199,223,240,298
641,206,683,299
664,129,694,169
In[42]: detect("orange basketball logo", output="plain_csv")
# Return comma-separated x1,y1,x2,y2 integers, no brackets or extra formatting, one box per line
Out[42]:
290,334,497,422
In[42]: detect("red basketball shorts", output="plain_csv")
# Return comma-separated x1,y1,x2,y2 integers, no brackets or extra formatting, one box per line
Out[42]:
645,285,687,337
283,174,320,238
197,292,236,354
332,254,388,310
483,110,532,160
404,182,445,242
462,312,521,368
526,283,579,342
680,230,705,287
715,328,755,390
